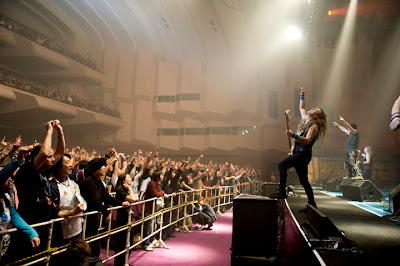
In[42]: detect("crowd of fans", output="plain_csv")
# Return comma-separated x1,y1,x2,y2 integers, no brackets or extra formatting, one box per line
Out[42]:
0,14,103,73
0,120,261,265
0,67,121,118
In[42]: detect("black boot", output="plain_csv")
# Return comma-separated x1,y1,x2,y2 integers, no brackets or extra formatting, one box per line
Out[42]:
269,187,287,199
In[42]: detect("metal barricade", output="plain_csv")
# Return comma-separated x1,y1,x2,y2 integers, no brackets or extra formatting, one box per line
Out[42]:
0,182,263,265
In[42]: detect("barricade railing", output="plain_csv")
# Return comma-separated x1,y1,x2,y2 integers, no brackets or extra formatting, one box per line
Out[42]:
0,181,263,265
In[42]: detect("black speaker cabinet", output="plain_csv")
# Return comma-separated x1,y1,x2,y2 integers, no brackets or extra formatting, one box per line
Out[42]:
232,194,278,258
389,184,400,214
303,205,342,239
263,182,279,197
341,180,385,202
323,178,342,192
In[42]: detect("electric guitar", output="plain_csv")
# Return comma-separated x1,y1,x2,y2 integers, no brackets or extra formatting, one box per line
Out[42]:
284,110,294,155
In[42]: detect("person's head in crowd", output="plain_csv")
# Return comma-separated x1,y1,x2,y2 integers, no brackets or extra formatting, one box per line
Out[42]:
29,144,56,169
115,173,132,192
198,196,205,206
65,239,103,266
78,159,88,171
86,158,106,180
51,154,72,179
149,166,155,177
151,171,163,183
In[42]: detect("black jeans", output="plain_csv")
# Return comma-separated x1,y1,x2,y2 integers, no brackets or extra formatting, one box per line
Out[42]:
85,213,101,257
278,151,316,206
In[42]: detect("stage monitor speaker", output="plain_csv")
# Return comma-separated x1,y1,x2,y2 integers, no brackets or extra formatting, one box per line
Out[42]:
263,182,279,197
389,184,400,214
303,205,342,239
232,194,278,258
323,178,342,192
341,180,385,202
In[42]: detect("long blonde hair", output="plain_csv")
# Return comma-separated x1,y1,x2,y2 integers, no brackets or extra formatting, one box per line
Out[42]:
297,107,327,141
365,146,373,155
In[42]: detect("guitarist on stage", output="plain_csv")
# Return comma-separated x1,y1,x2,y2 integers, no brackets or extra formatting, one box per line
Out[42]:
270,87,327,213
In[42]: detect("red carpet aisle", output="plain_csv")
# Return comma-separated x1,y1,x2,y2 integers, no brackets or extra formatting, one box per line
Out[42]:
102,211,233,266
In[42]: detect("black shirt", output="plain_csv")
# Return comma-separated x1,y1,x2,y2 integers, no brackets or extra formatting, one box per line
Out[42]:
14,160,50,224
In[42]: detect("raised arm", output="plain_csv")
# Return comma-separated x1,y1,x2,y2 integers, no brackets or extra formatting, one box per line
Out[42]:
191,155,204,169
53,120,65,163
123,183,136,203
34,120,55,170
339,116,357,134
299,87,307,119
111,158,119,188
120,153,128,174
333,121,350,135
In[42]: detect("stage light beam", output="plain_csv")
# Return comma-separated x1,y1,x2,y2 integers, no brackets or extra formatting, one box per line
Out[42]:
285,25,302,41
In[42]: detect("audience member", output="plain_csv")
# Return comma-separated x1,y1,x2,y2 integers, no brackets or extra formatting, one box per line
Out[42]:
0,148,40,261
143,171,174,251
191,196,217,231
113,173,135,266
49,153,87,245
79,148,130,257
63,239,104,266
11,120,64,261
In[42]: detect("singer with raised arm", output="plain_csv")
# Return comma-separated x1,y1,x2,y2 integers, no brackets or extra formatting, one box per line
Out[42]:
333,116,360,180
270,87,327,213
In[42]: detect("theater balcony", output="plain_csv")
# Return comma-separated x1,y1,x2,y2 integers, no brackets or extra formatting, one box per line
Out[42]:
0,85,124,136
0,27,104,85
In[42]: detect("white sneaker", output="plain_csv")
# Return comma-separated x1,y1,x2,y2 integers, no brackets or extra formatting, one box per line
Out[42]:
150,239,158,247
198,225,205,231
145,246,154,251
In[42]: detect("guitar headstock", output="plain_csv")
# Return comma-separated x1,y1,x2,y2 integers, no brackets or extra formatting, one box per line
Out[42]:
284,109,291,118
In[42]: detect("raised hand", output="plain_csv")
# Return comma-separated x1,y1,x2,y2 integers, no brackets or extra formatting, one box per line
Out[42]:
1,136,7,147
107,147,117,158
45,120,54,131
17,145,32,162
12,135,22,151
53,119,63,135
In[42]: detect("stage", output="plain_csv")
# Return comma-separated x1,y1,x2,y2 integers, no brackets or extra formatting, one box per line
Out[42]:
286,185,400,265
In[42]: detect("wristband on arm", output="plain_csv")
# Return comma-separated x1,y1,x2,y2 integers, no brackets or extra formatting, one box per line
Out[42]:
391,113,400,121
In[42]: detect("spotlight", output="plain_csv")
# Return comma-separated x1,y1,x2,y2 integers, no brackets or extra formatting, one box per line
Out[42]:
285,25,302,41
328,10,332,16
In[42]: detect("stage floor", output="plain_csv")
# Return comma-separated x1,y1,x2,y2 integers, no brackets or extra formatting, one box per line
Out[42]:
286,186,400,265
